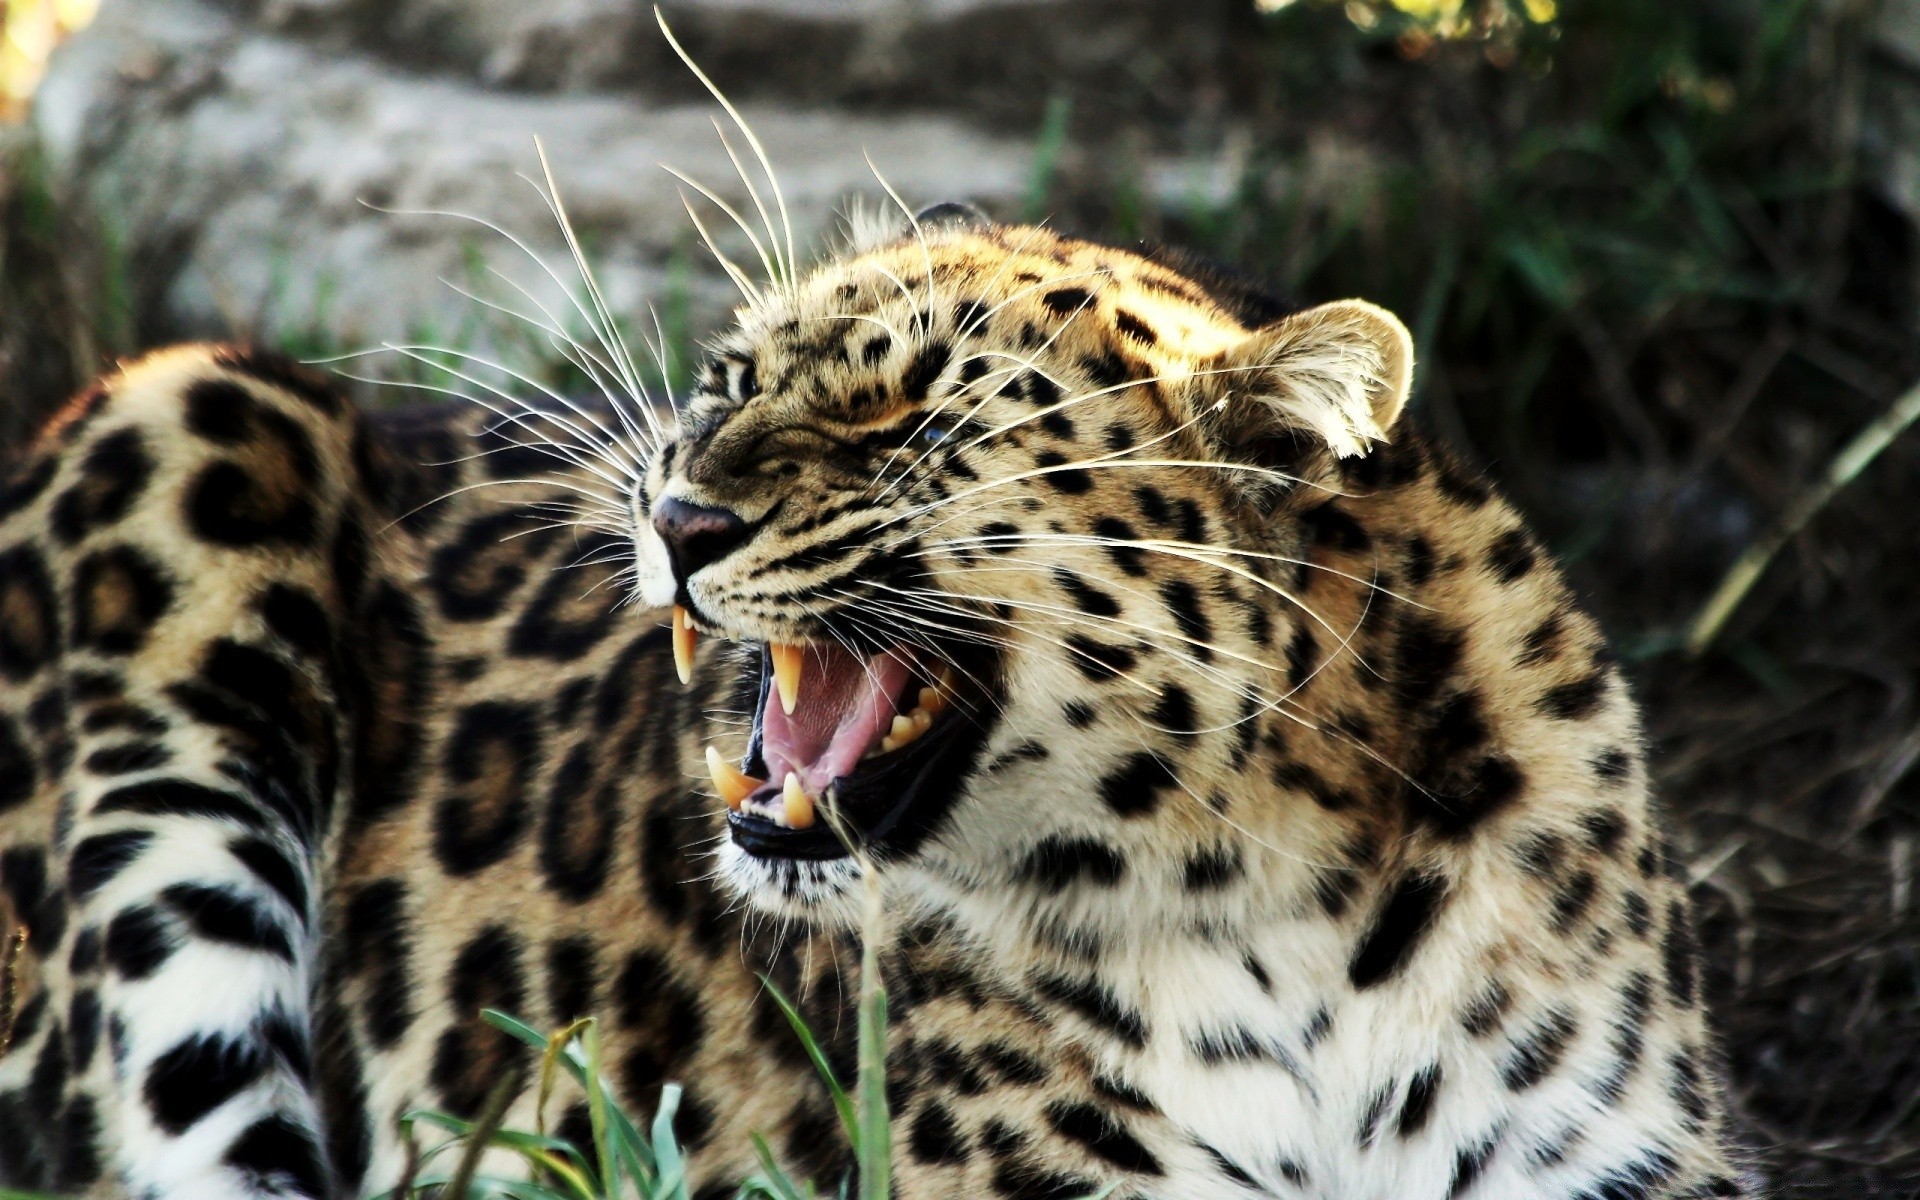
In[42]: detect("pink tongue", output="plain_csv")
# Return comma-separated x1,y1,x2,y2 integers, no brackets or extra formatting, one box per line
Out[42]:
761,644,913,795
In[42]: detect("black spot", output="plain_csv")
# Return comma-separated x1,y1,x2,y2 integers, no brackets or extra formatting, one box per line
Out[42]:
1519,612,1566,665
429,510,557,622
1300,503,1370,552
1113,309,1159,346
508,534,624,660
0,455,57,522
1549,870,1598,933
1018,837,1126,892
1432,453,1493,508
1062,701,1096,729
546,936,598,1024
184,451,318,548
183,378,265,443
1540,673,1609,720
1031,973,1148,1047
1404,535,1436,586
51,429,154,544
258,584,332,660
212,346,343,414
68,544,174,656
225,1113,328,1197
1349,872,1449,989
1485,528,1537,582
1042,287,1094,316
1034,450,1092,494
1593,747,1633,785
1503,1008,1578,1090
1393,618,1467,710
1039,410,1077,439
1447,1129,1502,1197
68,830,153,903
162,883,294,961
430,926,530,1117
1356,1084,1391,1147
1053,569,1119,618
104,905,177,979
539,743,618,902
1398,1064,1442,1137
1092,516,1146,576
1663,901,1698,1007
979,1042,1048,1086
1063,635,1136,682
340,879,413,1049
1285,624,1320,690
226,835,308,919
0,545,60,681
1182,844,1243,891
612,949,707,1108
861,333,892,366
66,988,101,1073
1569,1150,1679,1200
1147,684,1195,737
433,701,540,876
901,341,951,402
1623,891,1652,938
909,1101,970,1164
1098,751,1178,818
144,1032,270,1133
1159,580,1213,660
1580,808,1629,855
84,740,172,775
1044,1101,1162,1174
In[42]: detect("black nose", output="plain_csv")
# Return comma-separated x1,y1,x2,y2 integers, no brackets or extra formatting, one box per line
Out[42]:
651,496,751,584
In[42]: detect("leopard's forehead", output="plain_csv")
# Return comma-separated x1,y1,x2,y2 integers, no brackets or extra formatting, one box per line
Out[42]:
689,224,1259,425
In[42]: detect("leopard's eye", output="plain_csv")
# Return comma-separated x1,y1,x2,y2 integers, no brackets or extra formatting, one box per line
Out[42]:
917,415,956,447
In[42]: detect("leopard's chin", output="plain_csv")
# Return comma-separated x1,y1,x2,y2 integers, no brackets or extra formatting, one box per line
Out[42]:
682,610,1000,865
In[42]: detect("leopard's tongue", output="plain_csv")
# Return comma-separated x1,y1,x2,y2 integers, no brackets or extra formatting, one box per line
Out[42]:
761,644,913,796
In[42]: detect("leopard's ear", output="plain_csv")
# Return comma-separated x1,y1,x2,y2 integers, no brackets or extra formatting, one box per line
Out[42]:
1195,299,1413,464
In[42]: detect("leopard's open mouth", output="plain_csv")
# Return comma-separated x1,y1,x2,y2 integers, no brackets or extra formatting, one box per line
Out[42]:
678,609,997,861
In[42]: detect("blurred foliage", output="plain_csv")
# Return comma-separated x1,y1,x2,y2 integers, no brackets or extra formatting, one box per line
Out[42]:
0,0,98,122
1067,0,1917,639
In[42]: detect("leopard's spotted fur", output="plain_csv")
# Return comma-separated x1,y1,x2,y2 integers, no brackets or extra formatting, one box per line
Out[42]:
0,212,1754,1199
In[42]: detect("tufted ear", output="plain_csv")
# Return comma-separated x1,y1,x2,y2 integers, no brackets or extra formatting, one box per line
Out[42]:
1195,299,1413,467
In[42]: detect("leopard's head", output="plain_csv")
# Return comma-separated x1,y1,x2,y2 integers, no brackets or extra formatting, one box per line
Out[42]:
629,210,1413,921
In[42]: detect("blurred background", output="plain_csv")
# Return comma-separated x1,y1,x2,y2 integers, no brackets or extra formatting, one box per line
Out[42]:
3,0,1920,1192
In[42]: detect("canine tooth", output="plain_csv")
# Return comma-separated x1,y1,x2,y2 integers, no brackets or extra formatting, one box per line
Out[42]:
705,745,762,810
781,772,815,829
770,643,803,715
672,606,697,685
919,687,945,714
938,664,956,691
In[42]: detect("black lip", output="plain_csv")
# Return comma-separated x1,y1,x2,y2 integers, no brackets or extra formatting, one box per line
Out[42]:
727,643,1000,862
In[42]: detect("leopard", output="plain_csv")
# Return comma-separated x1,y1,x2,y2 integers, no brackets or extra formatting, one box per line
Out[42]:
0,203,1757,1200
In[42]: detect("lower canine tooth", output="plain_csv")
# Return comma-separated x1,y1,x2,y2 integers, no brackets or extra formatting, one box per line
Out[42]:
781,772,815,829
705,745,762,810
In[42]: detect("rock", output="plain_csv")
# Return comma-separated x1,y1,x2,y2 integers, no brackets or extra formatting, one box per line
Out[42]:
31,0,1038,391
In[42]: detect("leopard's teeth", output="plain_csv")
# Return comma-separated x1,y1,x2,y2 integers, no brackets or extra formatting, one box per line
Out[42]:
672,606,696,686
770,643,804,715
705,745,763,810
781,772,816,830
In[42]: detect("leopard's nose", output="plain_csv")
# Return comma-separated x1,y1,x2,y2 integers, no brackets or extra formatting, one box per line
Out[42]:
651,496,751,584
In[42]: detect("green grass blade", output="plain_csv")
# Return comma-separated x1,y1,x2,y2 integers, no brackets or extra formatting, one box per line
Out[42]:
855,954,889,1200
756,976,859,1148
